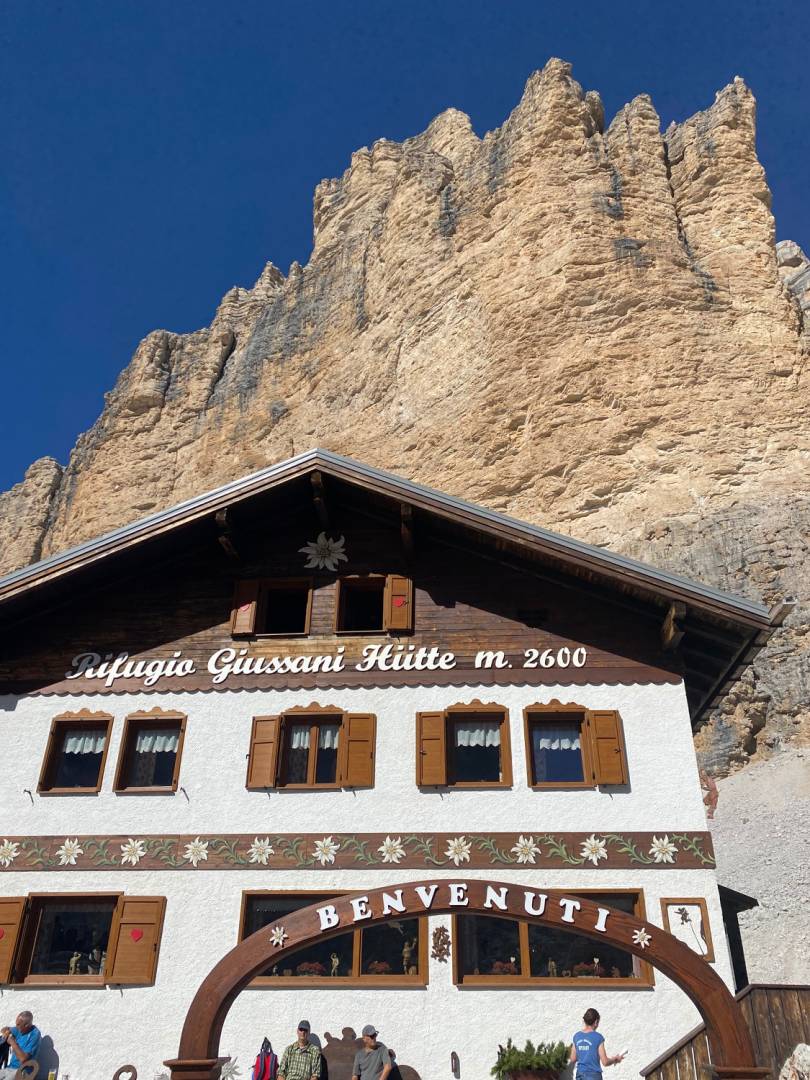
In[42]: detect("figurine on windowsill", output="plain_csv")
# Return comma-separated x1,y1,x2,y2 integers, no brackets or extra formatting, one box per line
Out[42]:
330,952,340,977
546,959,557,978
68,951,82,975
86,946,104,975
610,966,622,978
402,938,417,974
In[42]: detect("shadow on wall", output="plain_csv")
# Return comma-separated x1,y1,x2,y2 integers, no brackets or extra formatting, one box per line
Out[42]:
321,1027,422,1080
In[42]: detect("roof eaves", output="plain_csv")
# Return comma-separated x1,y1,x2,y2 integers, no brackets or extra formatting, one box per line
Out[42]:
0,449,774,631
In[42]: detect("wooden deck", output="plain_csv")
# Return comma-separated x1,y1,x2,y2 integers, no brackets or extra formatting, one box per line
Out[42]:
641,985,810,1080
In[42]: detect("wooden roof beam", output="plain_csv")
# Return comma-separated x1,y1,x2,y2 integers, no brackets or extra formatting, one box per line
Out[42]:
215,508,240,561
401,503,414,561
661,602,686,652
310,470,330,530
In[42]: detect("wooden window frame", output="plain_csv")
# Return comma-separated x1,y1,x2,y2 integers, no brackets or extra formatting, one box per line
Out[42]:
335,573,414,635
247,704,376,792
660,897,715,963
113,709,187,795
8,892,166,988
231,578,314,638
335,574,388,634
523,701,628,789
37,710,114,796
452,888,654,989
239,890,428,987
13,891,121,987
417,701,513,789
276,705,345,791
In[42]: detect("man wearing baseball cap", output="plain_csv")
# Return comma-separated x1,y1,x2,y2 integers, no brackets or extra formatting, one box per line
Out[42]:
352,1025,392,1079
278,1020,321,1080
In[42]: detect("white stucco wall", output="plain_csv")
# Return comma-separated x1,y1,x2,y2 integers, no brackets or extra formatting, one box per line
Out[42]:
1,680,708,834
0,867,731,1080
0,680,727,1080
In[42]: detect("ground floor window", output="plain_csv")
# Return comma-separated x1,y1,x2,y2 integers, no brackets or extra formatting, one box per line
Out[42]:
2,893,166,986
28,897,116,979
241,892,427,985
454,891,653,986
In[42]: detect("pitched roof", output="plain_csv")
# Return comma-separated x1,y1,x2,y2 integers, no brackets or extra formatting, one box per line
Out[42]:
0,449,787,720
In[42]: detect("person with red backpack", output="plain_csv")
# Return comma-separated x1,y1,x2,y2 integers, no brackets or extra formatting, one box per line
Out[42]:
252,1036,279,1080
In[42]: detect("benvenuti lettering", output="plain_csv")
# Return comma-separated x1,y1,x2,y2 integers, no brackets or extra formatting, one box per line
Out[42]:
594,907,610,933
317,904,339,930
559,897,581,923
484,886,509,911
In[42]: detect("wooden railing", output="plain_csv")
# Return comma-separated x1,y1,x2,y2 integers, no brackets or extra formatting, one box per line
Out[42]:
641,985,810,1080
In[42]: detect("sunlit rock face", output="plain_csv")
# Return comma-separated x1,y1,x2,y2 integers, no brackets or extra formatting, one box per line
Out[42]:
1,60,808,773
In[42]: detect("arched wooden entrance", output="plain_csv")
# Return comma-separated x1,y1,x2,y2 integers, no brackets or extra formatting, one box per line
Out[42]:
165,880,768,1080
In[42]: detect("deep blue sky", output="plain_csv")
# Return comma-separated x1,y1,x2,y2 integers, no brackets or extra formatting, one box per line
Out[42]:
2,1,807,491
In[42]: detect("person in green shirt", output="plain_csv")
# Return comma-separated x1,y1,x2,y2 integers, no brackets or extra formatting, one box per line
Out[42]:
279,1020,321,1080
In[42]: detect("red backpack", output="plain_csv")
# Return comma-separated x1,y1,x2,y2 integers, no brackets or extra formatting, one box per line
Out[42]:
252,1037,279,1080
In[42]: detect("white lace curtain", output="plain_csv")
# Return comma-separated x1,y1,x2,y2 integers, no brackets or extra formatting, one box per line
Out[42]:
453,720,501,748
288,723,340,751
135,727,180,754
532,725,580,751
63,729,107,755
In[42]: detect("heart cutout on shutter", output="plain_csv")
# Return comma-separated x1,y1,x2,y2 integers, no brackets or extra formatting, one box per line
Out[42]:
130,928,144,942
0,928,5,939
393,597,406,607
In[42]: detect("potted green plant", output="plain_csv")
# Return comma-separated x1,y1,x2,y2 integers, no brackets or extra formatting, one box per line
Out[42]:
491,1039,569,1080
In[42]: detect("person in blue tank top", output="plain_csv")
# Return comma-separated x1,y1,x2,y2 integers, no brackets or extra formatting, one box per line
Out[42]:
569,1009,626,1080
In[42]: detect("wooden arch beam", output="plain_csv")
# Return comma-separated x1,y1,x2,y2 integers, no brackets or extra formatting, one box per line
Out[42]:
165,880,765,1080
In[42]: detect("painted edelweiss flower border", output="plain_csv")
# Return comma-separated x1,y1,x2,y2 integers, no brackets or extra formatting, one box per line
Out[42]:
0,832,714,870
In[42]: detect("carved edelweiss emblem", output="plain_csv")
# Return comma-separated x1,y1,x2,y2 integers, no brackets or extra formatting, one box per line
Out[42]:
431,926,451,963
299,533,348,571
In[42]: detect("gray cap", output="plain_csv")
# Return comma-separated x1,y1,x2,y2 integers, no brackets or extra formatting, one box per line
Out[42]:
361,1025,378,1037
297,1020,311,1032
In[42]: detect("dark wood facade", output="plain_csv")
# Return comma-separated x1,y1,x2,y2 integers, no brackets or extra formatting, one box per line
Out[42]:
0,492,684,695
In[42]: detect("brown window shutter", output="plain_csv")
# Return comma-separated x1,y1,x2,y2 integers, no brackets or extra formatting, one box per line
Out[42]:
589,710,628,785
384,575,414,632
231,580,260,636
416,711,447,786
106,896,166,985
246,716,281,789
339,713,377,788
0,898,26,984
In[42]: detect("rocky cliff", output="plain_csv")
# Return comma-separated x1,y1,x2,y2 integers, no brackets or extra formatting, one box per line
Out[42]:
2,59,808,773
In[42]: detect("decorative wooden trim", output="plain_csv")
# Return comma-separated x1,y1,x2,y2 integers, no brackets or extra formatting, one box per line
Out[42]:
0,831,716,871
239,889,428,987
37,710,114,796
451,887,654,988
522,701,594,790
113,709,187,794
660,897,715,963
14,661,684,696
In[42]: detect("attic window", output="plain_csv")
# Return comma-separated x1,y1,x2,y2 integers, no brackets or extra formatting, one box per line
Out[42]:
260,580,312,636
230,579,313,637
336,575,414,634
337,577,386,632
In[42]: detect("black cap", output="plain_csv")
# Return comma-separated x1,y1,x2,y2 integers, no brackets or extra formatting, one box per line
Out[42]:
298,1020,311,1032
